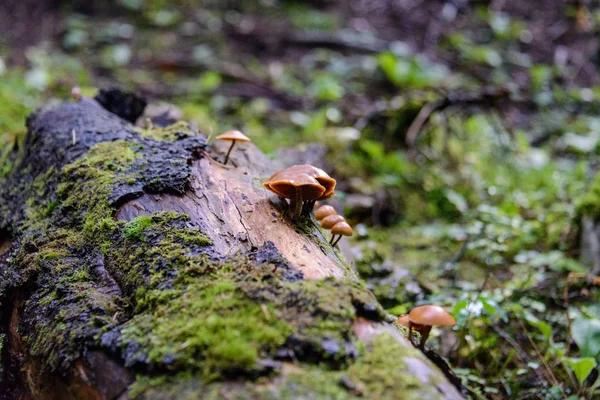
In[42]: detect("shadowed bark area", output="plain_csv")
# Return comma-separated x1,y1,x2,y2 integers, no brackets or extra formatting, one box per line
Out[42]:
0,99,463,399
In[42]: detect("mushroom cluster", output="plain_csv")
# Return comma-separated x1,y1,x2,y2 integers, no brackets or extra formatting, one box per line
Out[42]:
314,205,353,246
263,165,336,218
396,305,456,349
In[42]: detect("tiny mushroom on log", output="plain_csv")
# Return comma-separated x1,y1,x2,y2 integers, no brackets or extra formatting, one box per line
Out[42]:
396,314,410,327
216,130,251,165
314,205,337,221
264,164,336,217
71,86,81,101
320,214,345,229
330,221,353,246
399,305,456,349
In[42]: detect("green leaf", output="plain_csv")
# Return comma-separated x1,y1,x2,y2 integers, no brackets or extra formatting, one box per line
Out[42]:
564,357,597,385
572,317,600,359
378,52,399,85
528,318,552,340
310,74,344,101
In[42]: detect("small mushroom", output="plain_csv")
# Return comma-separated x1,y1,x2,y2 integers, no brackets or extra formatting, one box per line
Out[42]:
264,173,325,217
264,165,336,217
330,221,353,246
395,314,410,327
216,130,251,165
314,205,337,221
320,214,345,229
404,305,456,349
71,86,81,101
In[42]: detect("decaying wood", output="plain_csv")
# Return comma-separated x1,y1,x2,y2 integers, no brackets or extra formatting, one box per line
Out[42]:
118,141,347,280
0,97,463,399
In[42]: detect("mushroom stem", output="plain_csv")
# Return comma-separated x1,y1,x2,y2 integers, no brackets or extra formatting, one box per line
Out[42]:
418,325,432,349
408,323,416,346
329,234,338,245
301,200,316,216
278,196,289,212
292,188,303,217
331,235,342,247
408,322,432,349
223,140,236,165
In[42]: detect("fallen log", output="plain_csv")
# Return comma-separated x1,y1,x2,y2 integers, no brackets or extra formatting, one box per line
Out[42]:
0,97,463,399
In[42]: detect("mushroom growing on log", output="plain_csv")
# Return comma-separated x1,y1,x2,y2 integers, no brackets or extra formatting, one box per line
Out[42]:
314,205,337,221
330,221,353,246
264,164,336,218
0,98,464,399
399,305,457,349
321,214,346,229
216,129,251,165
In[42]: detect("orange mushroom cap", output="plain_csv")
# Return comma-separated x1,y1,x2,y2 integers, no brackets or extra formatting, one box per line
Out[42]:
314,205,337,220
321,214,345,229
264,174,325,201
265,165,336,200
396,314,410,327
216,130,251,142
331,221,353,237
408,305,456,326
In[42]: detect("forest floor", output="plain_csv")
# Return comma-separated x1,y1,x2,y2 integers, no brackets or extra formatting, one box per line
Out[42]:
2,0,600,398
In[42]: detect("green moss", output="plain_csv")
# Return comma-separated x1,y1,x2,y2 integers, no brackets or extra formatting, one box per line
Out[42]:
346,334,422,398
123,280,294,379
139,121,195,142
6,140,145,372
57,140,140,238
60,270,90,283
41,251,63,260
115,233,385,381
276,334,430,400
172,229,212,246
123,215,154,240
130,333,447,399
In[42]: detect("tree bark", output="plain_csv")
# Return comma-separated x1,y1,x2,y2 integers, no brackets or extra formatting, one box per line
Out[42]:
0,98,463,399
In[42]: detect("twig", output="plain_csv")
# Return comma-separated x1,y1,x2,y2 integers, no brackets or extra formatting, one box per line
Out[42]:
226,23,389,54
198,149,236,169
403,87,516,147
515,317,566,397
440,233,470,270
405,99,444,147
284,30,389,53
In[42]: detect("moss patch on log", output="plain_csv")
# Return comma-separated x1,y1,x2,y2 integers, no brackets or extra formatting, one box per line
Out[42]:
138,121,196,142
131,333,444,400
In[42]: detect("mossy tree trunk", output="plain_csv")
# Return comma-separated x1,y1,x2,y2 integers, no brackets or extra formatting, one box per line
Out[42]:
0,99,463,399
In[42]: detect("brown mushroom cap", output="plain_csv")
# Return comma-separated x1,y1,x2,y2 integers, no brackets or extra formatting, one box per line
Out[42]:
314,205,337,220
216,130,251,142
264,174,325,201
266,165,336,200
396,314,410,327
321,215,345,229
408,305,456,326
331,221,353,237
